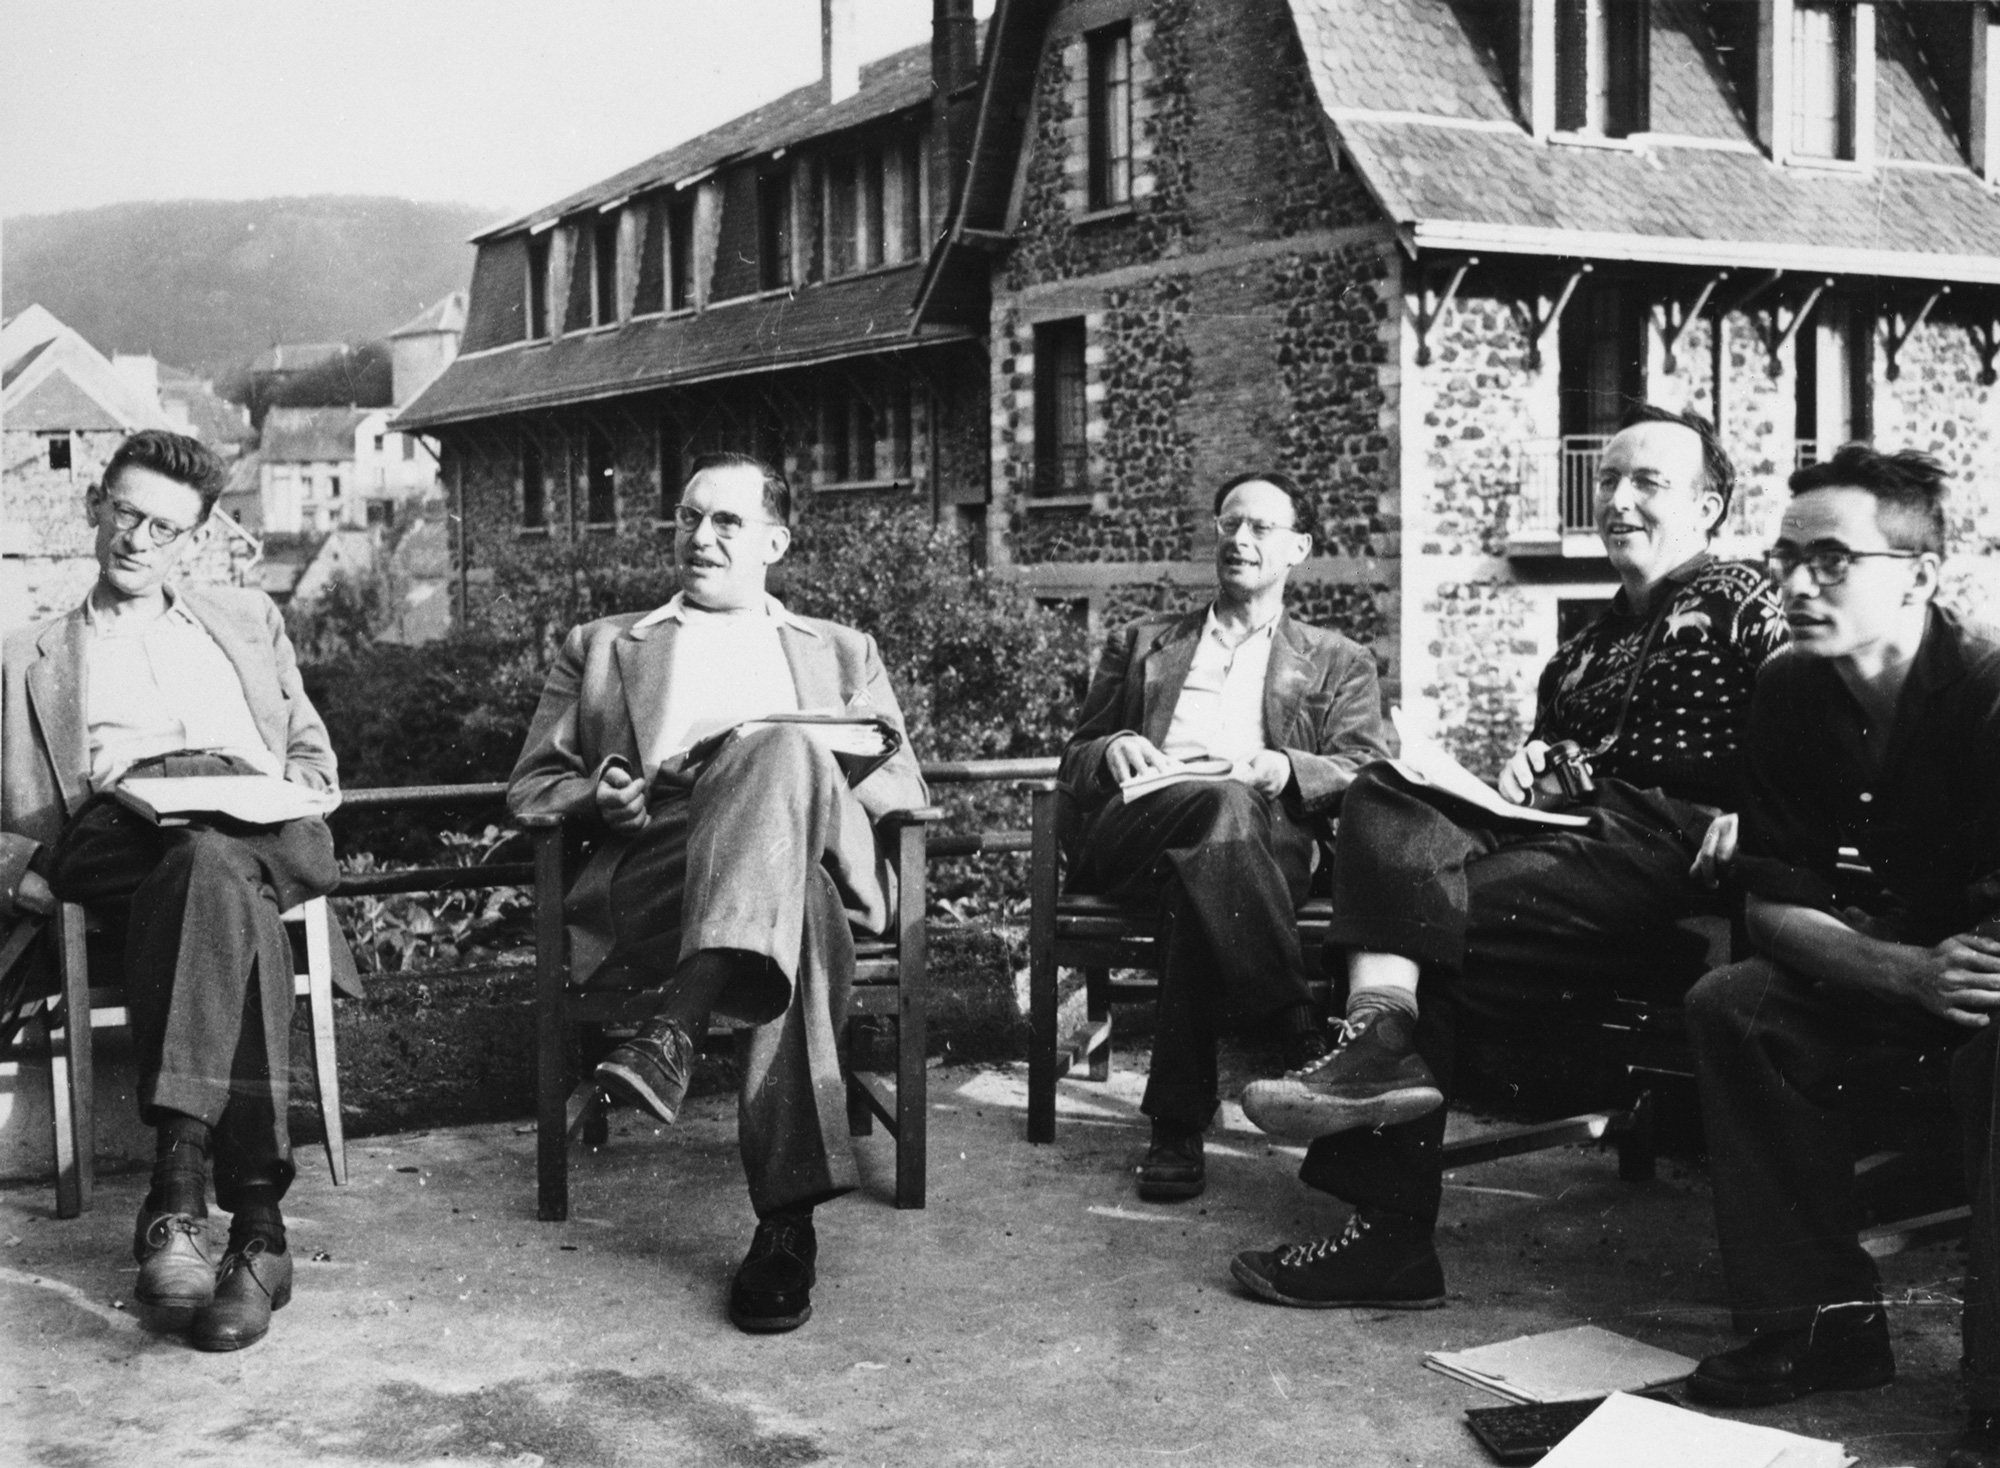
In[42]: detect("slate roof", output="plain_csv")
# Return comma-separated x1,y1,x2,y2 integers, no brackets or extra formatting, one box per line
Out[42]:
261,406,369,462
398,265,971,429
1286,0,2000,284
475,34,956,243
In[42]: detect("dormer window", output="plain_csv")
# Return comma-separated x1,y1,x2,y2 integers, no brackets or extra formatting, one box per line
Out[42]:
758,168,794,291
1555,0,1648,137
1792,3,1856,160
526,234,552,340
592,214,619,326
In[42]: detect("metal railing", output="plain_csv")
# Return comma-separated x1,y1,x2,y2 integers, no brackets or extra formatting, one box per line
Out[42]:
1510,435,1608,544
1795,439,1821,470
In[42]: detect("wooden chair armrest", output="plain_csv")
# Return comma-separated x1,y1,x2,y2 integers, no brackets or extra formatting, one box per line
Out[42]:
337,782,511,812
513,812,567,831
878,806,945,828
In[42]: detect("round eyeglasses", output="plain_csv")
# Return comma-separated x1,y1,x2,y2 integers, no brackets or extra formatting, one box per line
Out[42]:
1214,514,1301,542
102,498,198,548
673,504,781,539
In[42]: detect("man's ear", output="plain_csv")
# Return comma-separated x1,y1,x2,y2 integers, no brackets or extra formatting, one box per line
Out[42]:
1909,552,1943,604
763,524,792,567
82,483,102,526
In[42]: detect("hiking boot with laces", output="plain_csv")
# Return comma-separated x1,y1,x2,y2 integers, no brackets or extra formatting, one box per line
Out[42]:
1231,1210,1446,1310
1240,1005,1441,1141
596,1016,696,1126
729,1212,817,1333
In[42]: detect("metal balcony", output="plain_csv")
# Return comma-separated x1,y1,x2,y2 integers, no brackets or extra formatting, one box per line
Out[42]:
1506,435,1608,557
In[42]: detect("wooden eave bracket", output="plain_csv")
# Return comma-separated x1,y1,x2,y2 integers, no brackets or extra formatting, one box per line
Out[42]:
1412,256,1476,367
1507,262,1589,373
1653,272,1727,376
1881,285,1949,382
1970,314,2000,388
1755,277,1834,380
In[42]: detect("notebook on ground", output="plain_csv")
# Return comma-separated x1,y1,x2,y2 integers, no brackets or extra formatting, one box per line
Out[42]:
1424,1324,1698,1403
114,775,340,827
1538,1391,1852,1467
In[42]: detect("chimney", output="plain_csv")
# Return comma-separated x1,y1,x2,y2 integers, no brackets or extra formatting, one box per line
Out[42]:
823,0,859,105
932,0,977,96
930,0,979,226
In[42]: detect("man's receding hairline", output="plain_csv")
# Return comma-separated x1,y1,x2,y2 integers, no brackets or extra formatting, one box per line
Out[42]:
1612,418,1711,486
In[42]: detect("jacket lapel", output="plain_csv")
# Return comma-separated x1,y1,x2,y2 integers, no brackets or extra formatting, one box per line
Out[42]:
179,591,286,758
1263,615,1317,747
614,618,678,764
1140,611,1205,747
779,623,844,708
27,612,90,812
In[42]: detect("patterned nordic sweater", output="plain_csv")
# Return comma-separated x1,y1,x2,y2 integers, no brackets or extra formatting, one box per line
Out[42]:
1529,557,1787,810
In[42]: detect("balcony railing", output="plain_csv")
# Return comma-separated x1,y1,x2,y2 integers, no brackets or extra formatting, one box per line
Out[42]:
1508,435,1607,552
1795,439,1821,470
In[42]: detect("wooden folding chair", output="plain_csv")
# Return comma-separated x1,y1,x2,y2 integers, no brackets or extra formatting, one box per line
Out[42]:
521,804,940,1222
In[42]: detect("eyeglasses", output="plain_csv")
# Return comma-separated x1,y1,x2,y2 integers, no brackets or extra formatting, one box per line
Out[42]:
101,498,198,548
1214,514,1301,542
1763,544,1921,588
673,504,781,539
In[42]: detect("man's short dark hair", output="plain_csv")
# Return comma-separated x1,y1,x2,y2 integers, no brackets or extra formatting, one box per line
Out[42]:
100,429,228,520
1212,470,1322,552
687,451,792,526
1789,443,1949,557
1617,403,1736,532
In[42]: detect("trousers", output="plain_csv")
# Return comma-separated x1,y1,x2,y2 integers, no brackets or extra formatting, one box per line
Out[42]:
584,724,887,1215
1687,955,2000,1405
45,754,337,1205
1300,764,1715,1225
1070,779,1316,1129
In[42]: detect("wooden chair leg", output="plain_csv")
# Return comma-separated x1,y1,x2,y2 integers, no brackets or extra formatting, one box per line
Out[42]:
578,1022,609,1147
299,898,346,1185
531,824,571,1222
1027,787,1059,1144
890,818,928,1209
53,903,93,1218
1085,967,1111,1082
1617,1088,1659,1182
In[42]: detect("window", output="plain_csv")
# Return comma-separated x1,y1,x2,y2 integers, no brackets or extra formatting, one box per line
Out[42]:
1555,285,1645,532
886,380,914,479
1033,319,1088,496
758,169,793,291
527,234,552,339
822,138,922,276
403,436,417,461
1086,25,1133,209
826,156,859,277
521,438,546,529
367,501,394,528
47,436,71,471
861,147,886,271
821,381,877,483
585,426,617,526
667,194,695,311
1793,3,1856,159
593,214,620,325
1794,300,1870,465
884,139,921,265
1555,0,1648,137
329,475,343,499
374,434,387,452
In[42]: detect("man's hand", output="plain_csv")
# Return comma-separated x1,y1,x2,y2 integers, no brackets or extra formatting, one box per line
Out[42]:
1496,740,1553,806
1689,812,1739,889
594,764,651,834
1105,734,1176,786
1232,749,1292,798
1895,932,2000,1027
12,870,55,917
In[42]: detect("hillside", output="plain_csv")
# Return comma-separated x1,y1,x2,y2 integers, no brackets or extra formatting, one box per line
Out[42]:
2,196,496,376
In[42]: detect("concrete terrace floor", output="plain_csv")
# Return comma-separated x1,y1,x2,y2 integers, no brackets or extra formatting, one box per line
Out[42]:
0,1062,1973,1468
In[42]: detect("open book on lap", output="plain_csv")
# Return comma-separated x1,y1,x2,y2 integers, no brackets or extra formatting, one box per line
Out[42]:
1118,756,1235,805
658,710,903,792
1388,708,1589,830
114,774,340,827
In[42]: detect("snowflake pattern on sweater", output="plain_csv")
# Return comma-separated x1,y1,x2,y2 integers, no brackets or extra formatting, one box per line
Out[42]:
1530,558,1788,808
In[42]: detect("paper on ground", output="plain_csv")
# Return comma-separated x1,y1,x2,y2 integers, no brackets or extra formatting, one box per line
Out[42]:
1423,1323,1697,1403
1387,707,1590,828
1539,1391,1852,1467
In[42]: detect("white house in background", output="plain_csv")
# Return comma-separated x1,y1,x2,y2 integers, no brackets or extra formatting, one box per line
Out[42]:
258,405,437,533
388,293,465,408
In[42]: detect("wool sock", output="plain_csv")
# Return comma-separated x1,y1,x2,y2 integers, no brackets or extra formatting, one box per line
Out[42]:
227,1182,287,1256
1344,984,1419,1025
146,1113,211,1218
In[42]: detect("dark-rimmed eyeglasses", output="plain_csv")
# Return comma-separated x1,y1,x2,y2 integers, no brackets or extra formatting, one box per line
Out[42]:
673,504,781,539
1763,544,1920,588
1214,514,1301,542
101,498,198,548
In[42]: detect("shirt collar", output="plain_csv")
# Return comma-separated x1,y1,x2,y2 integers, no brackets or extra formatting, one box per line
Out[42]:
633,591,816,634
1203,603,1283,643
1610,550,1713,619
82,586,200,635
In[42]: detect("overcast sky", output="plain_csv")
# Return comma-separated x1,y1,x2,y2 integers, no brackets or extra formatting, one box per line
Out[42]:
2,0,994,224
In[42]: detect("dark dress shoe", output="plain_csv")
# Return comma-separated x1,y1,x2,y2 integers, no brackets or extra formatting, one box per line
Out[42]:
191,1242,292,1352
729,1214,816,1333
134,1213,217,1311
596,1017,696,1126
1137,1122,1205,1201
1685,1305,1894,1408
1231,1209,1446,1310
1948,1414,2000,1468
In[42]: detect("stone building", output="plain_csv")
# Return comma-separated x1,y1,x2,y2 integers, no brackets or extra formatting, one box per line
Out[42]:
404,0,2000,773
918,0,2000,768
1,306,258,628
257,405,436,534
388,293,466,410
396,1,988,622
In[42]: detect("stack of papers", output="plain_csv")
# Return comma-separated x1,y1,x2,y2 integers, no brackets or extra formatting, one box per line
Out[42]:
115,775,339,827
1542,1392,1852,1467
1425,1324,1697,1403
1388,707,1590,829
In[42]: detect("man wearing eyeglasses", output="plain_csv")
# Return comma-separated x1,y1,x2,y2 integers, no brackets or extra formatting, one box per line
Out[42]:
508,452,925,1334
0,429,344,1350
1681,447,2000,1465
1057,470,1392,1202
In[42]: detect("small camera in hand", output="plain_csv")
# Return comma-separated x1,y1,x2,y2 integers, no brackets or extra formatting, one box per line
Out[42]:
1534,740,1596,810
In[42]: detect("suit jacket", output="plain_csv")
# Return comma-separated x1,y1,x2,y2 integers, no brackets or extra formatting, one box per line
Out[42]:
506,606,929,980
0,585,352,989
1059,608,1392,828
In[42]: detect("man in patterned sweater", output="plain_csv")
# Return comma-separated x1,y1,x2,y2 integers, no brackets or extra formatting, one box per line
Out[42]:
1232,404,1787,1309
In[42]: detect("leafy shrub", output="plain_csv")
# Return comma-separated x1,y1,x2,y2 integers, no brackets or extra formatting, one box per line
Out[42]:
332,826,533,973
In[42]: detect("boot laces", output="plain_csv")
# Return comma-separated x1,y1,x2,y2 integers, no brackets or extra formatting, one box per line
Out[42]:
146,1213,206,1250
1278,1212,1369,1268
1289,1013,1373,1078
